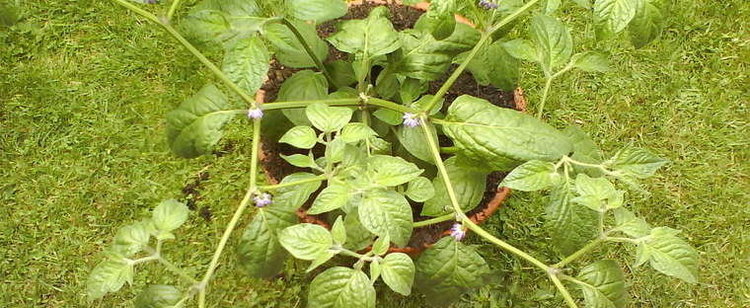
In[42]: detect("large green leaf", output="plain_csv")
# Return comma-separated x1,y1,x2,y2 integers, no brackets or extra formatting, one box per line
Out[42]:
637,227,699,283
365,155,423,187
166,84,233,158
441,95,573,168
358,189,413,247
608,147,668,179
572,174,624,211
305,102,353,133
380,253,416,296
286,0,347,23
273,172,323,207
571,51,611,72
236,205,297,279
152,199,189,232
279,125,318,149
279,223,333,261
395,122,437,164
545,181,599,254
415,237,490,305
278,70,329,126
628,0,664,48
326,6,401,57
308,182,352,215
343,213,374,251
181,0,268,47
86,258,134,300
423,156,487,216
134,285,182,308
594,0,639,40
263,20,329,68
222,35,269,96
530,14,573,73
111,221,151,257
308,267,376,308
405,177,436,202
562,125,605,176
612,208,651,238
501,160,560,192
577,260,628,308
393,24,480,81
463,39,519,91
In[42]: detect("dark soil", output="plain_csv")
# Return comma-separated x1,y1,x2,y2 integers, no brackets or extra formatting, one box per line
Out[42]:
180,171,213,221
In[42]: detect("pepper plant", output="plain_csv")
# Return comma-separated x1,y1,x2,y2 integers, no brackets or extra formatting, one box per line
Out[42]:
89,0,696,307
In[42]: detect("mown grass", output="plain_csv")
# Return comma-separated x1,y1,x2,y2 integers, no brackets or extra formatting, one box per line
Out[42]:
1,0,748,307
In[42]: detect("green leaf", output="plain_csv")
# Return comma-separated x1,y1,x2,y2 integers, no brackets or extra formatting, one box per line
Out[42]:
306,102,353,133
134,285,181,308
222,35,270,96
373,108,403,125
308,267,376,308
394,30,457,81
530,14,573,72
273,172,323,207
463,39,520,91
152,200,189,232
279,223,333,260
609,147,668,179
572,0,592,9
542,0,562,14
326,60,357,88
562,125,605,176
307,250,337,273
280,126,318,149
638,227,699,283
280,153,318,168
423,156,487,216
237,206,297,279
372,234,391,256
405,177,435,202
341,123,378,143
415,237,490,305
344,213,374,251
414,12,456,40
394,122,436,164
112,222,151,257
331,216,347,245
263,20,329,68
572,174,624,211
181,0,267,47
325,137,347,163
326,6,401,57
370,260,382,282
166,84,233,158
358,189,413,247
571,51,611,72
594,0,639,39
366,155,423,187
442,95,573,168
628,0,664,48
286,0,347,23
545,181,599,254
381,253,415,296
502,39,539,62
279,70,329,126
501,160,559,192
87,258,133,300
612,208,651,238
577,260,628,308
308,182,352,214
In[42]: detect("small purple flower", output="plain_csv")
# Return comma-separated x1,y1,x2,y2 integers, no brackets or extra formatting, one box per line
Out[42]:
478,0,499,10
253,193,272,207
402,113,421,128
247,106,264,119
450,223,466,241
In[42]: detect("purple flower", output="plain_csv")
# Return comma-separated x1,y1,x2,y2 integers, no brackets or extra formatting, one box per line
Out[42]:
450,223,466,241
478,0,499,10
402,113,421,128
253,193,272,207
247,107,264,119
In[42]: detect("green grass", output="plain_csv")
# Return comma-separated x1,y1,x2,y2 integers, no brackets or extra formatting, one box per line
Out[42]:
1,0,748,307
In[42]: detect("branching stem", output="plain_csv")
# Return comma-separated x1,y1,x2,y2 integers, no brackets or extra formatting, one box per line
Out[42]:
259,175,327,190
280,18,336,87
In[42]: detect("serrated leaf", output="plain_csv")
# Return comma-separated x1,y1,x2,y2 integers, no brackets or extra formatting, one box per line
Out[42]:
373,108,402,125
358,190,413,247
543,0,562,14
577,260,628,308
280,126,318,149
134,285,182,308
166,84,233,158
180,0,267,48
279,70,329,126
263,20,329,68
463,39,520,91
366,155,423,187
286,0,347,23
273,172,323,208
326,6,401,57
237,206,297,279
372,234,391,256
414,11,456,40
594,0,639,39
572,174,624,211
326,61,357,88
545,181,599,254
112,222,150,257
442,95,573,169
501,160,559,192
640,227,699,283
222,35,269,96
279,223,333,260
280,153,317,168
331,216,347,245
394,122,437,164
381,253,415,296
341,123,378,143
415,237,490,305
308,182,351,215
405,177,435,202
609,147,668,179
530,14,573,72
502,39,539,62
86,258,134,300
423,156,487,216
612,208,651,238
628,0,664,48
571,51,611,72
306,102,353,133
152,200,189,232
562,125,605,177
370,260,382,282
343,213,374,251
307,251,336,273
308,267,376,308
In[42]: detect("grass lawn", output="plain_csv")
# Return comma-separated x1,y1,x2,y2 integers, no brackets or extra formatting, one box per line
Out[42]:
1,0,747,307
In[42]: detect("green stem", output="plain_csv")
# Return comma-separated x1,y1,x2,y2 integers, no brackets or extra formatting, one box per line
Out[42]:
548,272,579,308
420,117,465,220
167,0,182,20
463,219,550,272
263,98,359,110
196,120,262,307
413,213,455,228
554,237,604,268
280,18,335,88
259,175,327,190
158,257,199,285
440,146,459,154
367,97,419,114
537,77,553,118
605,236,640,244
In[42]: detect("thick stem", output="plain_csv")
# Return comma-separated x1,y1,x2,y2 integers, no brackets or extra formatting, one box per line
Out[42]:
554,237,604,268
197,120,262,307
548,272,579,308
167,0,182,20
280,18,335,88
413,213,455,228
367,97,419,114
420,117,465,220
